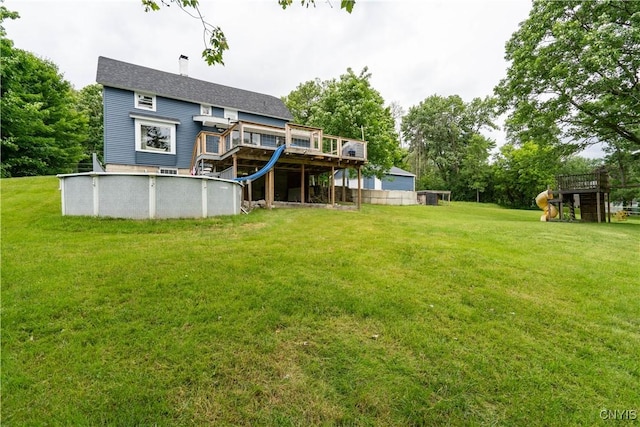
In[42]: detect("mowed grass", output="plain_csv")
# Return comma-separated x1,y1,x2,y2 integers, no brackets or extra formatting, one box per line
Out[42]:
2,176,638,426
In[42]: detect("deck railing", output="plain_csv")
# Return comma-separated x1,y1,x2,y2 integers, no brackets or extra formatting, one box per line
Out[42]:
556,169,609,192
191,121,367,173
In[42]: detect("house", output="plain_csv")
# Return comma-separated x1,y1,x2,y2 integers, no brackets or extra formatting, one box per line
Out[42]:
96,56,368,207
97,56,293,174
335,166,416,192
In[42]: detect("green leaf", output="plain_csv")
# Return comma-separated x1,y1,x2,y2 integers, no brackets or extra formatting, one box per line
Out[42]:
341,0,355,13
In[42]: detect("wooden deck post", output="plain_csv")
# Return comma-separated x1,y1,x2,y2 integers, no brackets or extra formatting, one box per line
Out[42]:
342,169,346,202
330,166,335,205
357,166,362,210
285,124,291,147
597,191,601,223
266,168,274,209
232,154,237,178
300,164,305,204
238,122,244,147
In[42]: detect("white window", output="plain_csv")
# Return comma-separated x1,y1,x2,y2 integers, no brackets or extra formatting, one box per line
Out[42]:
224,108,238,121
158,167,178,175
134,118,176,154
135,92,156,111
200,105,212,116
243,131,261,145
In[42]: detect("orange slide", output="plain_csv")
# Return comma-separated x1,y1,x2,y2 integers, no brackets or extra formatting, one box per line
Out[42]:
535,190,558,221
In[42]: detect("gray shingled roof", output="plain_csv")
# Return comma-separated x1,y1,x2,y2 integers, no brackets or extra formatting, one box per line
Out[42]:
388,167,416,177
96,57,293,121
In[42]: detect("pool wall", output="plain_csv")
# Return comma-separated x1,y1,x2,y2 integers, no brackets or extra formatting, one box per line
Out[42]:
58,173,243,219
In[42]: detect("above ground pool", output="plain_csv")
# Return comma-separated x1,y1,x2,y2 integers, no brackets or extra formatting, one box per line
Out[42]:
58,173,243,219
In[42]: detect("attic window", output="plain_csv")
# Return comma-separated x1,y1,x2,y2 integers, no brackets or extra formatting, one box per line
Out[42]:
135,92,156,111
224,109,238,121
200,105,212,116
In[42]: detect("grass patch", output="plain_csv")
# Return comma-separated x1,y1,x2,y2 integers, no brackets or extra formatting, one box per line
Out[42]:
2,176,639,425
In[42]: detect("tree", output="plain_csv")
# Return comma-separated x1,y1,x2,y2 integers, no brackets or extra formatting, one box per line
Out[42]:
283,67,403,177
1,20,87,177
604,140,640,205
558,155,602,176
495,0,640,153
491,141,562,209
76,84,104,166
141,0,355,66
401,95,496,198
460,134,495,202
282,79,324,124
0,4,18,35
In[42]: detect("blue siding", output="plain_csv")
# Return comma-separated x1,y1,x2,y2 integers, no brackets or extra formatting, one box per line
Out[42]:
382,175,414,191
211,106,225,118
103,87,135,165
135,151,178,167
238,111,289,128
104,87,289,169
364,177,376,189
166,98,201,169
334,170,354,181
209,108,288,128
105,87,200,167
334,170,415,191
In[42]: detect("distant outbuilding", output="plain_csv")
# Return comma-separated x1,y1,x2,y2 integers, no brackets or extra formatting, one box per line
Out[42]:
335,166,416,192
417,190,451,206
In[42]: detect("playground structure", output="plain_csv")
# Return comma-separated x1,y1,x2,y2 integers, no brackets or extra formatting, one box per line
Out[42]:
537,168,611,223
535,190,558,221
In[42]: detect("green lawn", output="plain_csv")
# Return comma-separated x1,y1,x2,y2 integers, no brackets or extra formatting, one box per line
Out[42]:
2,176,638,426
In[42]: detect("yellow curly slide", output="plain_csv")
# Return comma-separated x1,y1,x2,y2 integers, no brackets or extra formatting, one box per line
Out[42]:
535,190,558,221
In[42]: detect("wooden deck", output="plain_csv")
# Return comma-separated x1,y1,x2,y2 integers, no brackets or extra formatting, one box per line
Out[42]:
191,121,367,176
190,121,368,208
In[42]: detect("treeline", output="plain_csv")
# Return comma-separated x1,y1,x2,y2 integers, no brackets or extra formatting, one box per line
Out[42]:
0,8,103,177
283,0,639,208
2,2,638,207
283,75,638,209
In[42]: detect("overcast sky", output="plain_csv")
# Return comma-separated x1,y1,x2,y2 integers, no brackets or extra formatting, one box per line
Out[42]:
5,0,552,151
5,0,532,104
